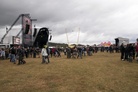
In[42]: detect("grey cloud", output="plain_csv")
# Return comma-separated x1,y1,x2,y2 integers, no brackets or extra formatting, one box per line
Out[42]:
0,0,138,44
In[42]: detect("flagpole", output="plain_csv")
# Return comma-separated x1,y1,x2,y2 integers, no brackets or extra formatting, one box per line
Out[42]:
77,27,80,45
65,28,69,45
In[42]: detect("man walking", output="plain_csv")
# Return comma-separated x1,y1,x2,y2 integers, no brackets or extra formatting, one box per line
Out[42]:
41,45,49,64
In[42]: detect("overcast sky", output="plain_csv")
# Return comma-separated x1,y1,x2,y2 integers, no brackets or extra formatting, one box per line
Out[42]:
0,0,138,45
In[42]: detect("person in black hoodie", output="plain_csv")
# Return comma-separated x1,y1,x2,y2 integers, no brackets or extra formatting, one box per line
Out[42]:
127,44,134,62
10,47,16,64
124,44,129,61
120,43,125,61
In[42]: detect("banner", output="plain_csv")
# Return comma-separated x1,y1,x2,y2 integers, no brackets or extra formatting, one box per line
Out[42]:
22,16,32,47
13,36,20,44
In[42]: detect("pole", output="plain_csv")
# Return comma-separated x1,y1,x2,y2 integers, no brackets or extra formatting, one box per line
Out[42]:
47,30,49,47
65,28,69,45
0,14,22,44
77,28,80,45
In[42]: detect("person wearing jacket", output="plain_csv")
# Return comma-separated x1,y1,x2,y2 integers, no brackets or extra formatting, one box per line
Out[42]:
41,45,49,64
135,42,138,62
120,43,125,61
17,46,26,65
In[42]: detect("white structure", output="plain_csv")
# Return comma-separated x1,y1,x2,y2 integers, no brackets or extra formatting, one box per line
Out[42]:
115,37,129,46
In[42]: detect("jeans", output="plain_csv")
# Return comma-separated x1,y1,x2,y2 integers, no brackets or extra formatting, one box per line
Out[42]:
11,54,16,63
42,56,50,63
77,52,82,59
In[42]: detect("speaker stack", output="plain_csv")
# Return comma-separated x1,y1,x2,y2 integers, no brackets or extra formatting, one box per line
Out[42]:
115,38,119,46
33,28,37,37
25,24,30,34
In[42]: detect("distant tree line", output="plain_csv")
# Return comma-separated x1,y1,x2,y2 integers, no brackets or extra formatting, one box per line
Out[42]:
48,42,68,48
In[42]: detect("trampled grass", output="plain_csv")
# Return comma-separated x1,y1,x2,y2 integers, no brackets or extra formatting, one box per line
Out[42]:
0,52,138,92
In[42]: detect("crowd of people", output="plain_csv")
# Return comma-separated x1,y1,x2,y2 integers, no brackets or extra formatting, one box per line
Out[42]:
0,45,98,64
0,43,138,65
64,45,97,59
120,43,138,62
0,46,40,65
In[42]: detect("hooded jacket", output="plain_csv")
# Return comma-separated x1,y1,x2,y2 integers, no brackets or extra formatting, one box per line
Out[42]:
41,47,48,56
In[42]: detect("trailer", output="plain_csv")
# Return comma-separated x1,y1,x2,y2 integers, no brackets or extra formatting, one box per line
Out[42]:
115,37,129,46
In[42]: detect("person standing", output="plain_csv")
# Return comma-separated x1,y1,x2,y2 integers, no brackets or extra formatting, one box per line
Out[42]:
120,43,125,61
10,47,16,64
124,44,129,61
66,47,71,58
127,44,133,62
33,47,37,58
1,48,5,60
135,42,138,62
77,46,83,59
41,45,49,64
17,46,26,65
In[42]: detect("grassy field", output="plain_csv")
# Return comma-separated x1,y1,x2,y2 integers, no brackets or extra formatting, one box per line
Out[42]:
0,52,138,92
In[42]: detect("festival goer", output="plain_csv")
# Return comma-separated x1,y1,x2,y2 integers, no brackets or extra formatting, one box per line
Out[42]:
5,48,9,59
41,45,49,64
17,46,26,65
66,47,71,58
77,46,83,59
55,49,61,57
33,47,37,58
63,48,66,55
0,49,2,59
124,44,129,61
120,43,125,61
83,46,87,56
135,42,138,62
72,47,77,58
10,47,16,64
127,44,133,62
132,44,135,60
1,48,5,60
24,48,29,58
88,46,93,56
